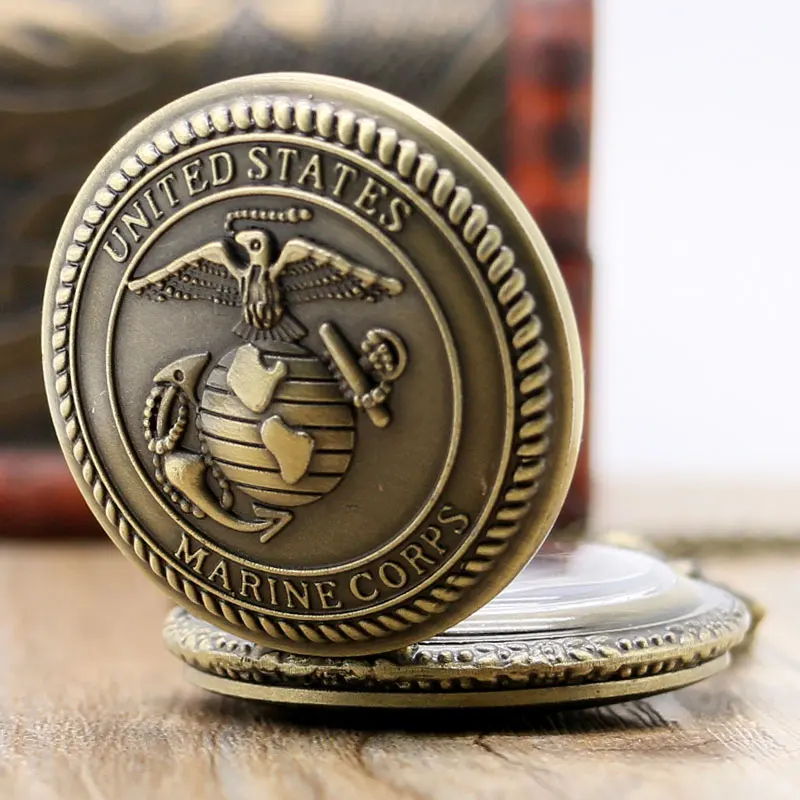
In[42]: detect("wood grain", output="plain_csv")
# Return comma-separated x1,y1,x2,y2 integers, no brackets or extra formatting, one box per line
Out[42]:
0,543,796,798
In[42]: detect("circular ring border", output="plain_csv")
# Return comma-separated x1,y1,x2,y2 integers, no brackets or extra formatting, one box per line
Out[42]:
44,78,579,655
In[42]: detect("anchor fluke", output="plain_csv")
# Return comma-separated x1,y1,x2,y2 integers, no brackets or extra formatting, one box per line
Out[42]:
162,451,279,534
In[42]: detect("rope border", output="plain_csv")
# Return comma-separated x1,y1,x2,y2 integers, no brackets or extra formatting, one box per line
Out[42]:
49,96,553,647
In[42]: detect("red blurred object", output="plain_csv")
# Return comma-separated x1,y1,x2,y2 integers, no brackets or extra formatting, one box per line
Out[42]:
0,450,98,536
509,0,593,527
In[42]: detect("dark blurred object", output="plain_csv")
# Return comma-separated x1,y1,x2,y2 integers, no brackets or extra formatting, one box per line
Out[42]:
0,450,95,537
0,0,591,534
508,0,592,526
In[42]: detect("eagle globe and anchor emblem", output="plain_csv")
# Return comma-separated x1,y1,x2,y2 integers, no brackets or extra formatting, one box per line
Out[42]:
128,206,408,544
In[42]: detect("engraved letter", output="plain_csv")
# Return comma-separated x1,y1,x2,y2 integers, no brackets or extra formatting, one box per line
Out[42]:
247,146,270,180
314,580,342,610
354,176,388,216
420,525,447,556
382,196,413,233
400,543,436,576
143,189,164,220
297,153,324,191
378,561,408,589
102,228,130,264
283,579,311,609
276,147,299,182
208,558,231,591
266,577,278,606
157,173,180,207
174,533,208,573
332,162,357,198
239,570,262,601
121,201,151,243
350,572,378,602
210,151,235,186
182,158,209,196
437,503,470,535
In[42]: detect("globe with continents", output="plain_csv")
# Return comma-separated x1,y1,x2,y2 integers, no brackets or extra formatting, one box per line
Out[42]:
197,342,355,508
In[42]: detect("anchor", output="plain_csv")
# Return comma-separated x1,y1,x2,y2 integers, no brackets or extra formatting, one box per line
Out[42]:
144,353,292,544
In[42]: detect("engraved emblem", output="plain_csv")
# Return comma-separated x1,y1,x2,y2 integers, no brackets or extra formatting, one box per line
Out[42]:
130,207,408,543
43,76,582,657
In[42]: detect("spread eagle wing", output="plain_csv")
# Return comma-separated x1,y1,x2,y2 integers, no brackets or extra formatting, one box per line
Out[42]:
127,240,244,306
269,238,403,306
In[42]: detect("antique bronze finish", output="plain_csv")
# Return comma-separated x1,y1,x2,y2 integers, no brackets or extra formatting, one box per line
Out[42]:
163,542,751,708
43,73,583,656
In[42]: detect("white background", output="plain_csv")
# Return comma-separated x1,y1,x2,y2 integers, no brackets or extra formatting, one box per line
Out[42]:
591,1,800,529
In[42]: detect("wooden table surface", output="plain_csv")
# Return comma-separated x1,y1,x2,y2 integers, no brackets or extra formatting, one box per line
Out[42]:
0,542,797,799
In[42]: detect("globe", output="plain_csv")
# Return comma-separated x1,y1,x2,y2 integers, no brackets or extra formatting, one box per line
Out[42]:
197,344,356,508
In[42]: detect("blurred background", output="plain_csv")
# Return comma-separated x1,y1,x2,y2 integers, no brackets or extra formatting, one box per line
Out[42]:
0,0,796,541
592,0,800,536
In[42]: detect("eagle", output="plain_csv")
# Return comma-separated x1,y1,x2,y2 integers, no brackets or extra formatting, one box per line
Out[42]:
127,225,404,342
